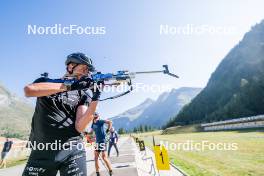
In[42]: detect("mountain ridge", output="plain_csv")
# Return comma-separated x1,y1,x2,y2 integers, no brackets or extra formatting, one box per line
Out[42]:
0,84,33,139
110,87,202,130
166,20,264,127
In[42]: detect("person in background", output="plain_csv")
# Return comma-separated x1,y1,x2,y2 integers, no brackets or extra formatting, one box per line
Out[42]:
91,112,113,176
83,131,95,144
108,127,119,157
0,138,13,169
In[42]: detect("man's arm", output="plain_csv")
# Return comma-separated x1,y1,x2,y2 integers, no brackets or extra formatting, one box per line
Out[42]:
104,120,112,132
88,127,94,133
24,83,67,97
115,131,119,142
75,101,98,133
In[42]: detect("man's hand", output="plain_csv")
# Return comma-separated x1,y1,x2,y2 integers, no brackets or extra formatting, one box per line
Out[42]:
91,81,104,101
104,120,112,134
69,77,92,91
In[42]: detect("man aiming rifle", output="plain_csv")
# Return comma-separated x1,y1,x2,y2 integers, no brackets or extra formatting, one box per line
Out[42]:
22,52,101,176
21,50,178,176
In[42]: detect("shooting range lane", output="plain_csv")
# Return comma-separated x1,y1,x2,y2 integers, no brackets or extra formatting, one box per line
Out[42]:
95,136,185,176
142,147,185,176
90,137,139,176
133,138,185,176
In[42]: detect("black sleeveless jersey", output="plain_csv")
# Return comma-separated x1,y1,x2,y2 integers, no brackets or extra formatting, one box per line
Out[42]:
29,77,91,143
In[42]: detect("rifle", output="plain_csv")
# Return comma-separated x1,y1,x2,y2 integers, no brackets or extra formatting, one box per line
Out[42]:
92,65,178,82
41,65,179,101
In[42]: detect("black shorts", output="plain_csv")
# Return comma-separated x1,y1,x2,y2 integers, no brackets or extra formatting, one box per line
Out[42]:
22,141,87,176
94,142,107,152
1,151,9,160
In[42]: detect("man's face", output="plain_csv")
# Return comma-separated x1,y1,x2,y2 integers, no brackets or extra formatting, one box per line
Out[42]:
93,115,99,121
67,63,89,77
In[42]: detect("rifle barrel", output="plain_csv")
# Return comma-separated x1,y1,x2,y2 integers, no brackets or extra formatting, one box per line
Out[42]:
134,70,163,74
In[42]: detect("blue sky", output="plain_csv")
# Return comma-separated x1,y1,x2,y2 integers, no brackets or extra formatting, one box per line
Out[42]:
0,0,264,118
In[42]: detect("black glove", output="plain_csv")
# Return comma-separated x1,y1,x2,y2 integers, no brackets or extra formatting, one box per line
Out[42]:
106,129,110,133
68,77,92,91
91,81,104,101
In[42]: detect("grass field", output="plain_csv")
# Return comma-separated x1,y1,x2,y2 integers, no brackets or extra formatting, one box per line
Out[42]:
135,129,264,176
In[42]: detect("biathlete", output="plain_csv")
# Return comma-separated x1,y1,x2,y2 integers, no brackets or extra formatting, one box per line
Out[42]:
23,52,102,176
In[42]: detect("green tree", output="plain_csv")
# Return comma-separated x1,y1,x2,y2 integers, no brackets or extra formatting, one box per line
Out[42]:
118,128,126,134
144,125,148,132
139,125,143,132
133,127,138,133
